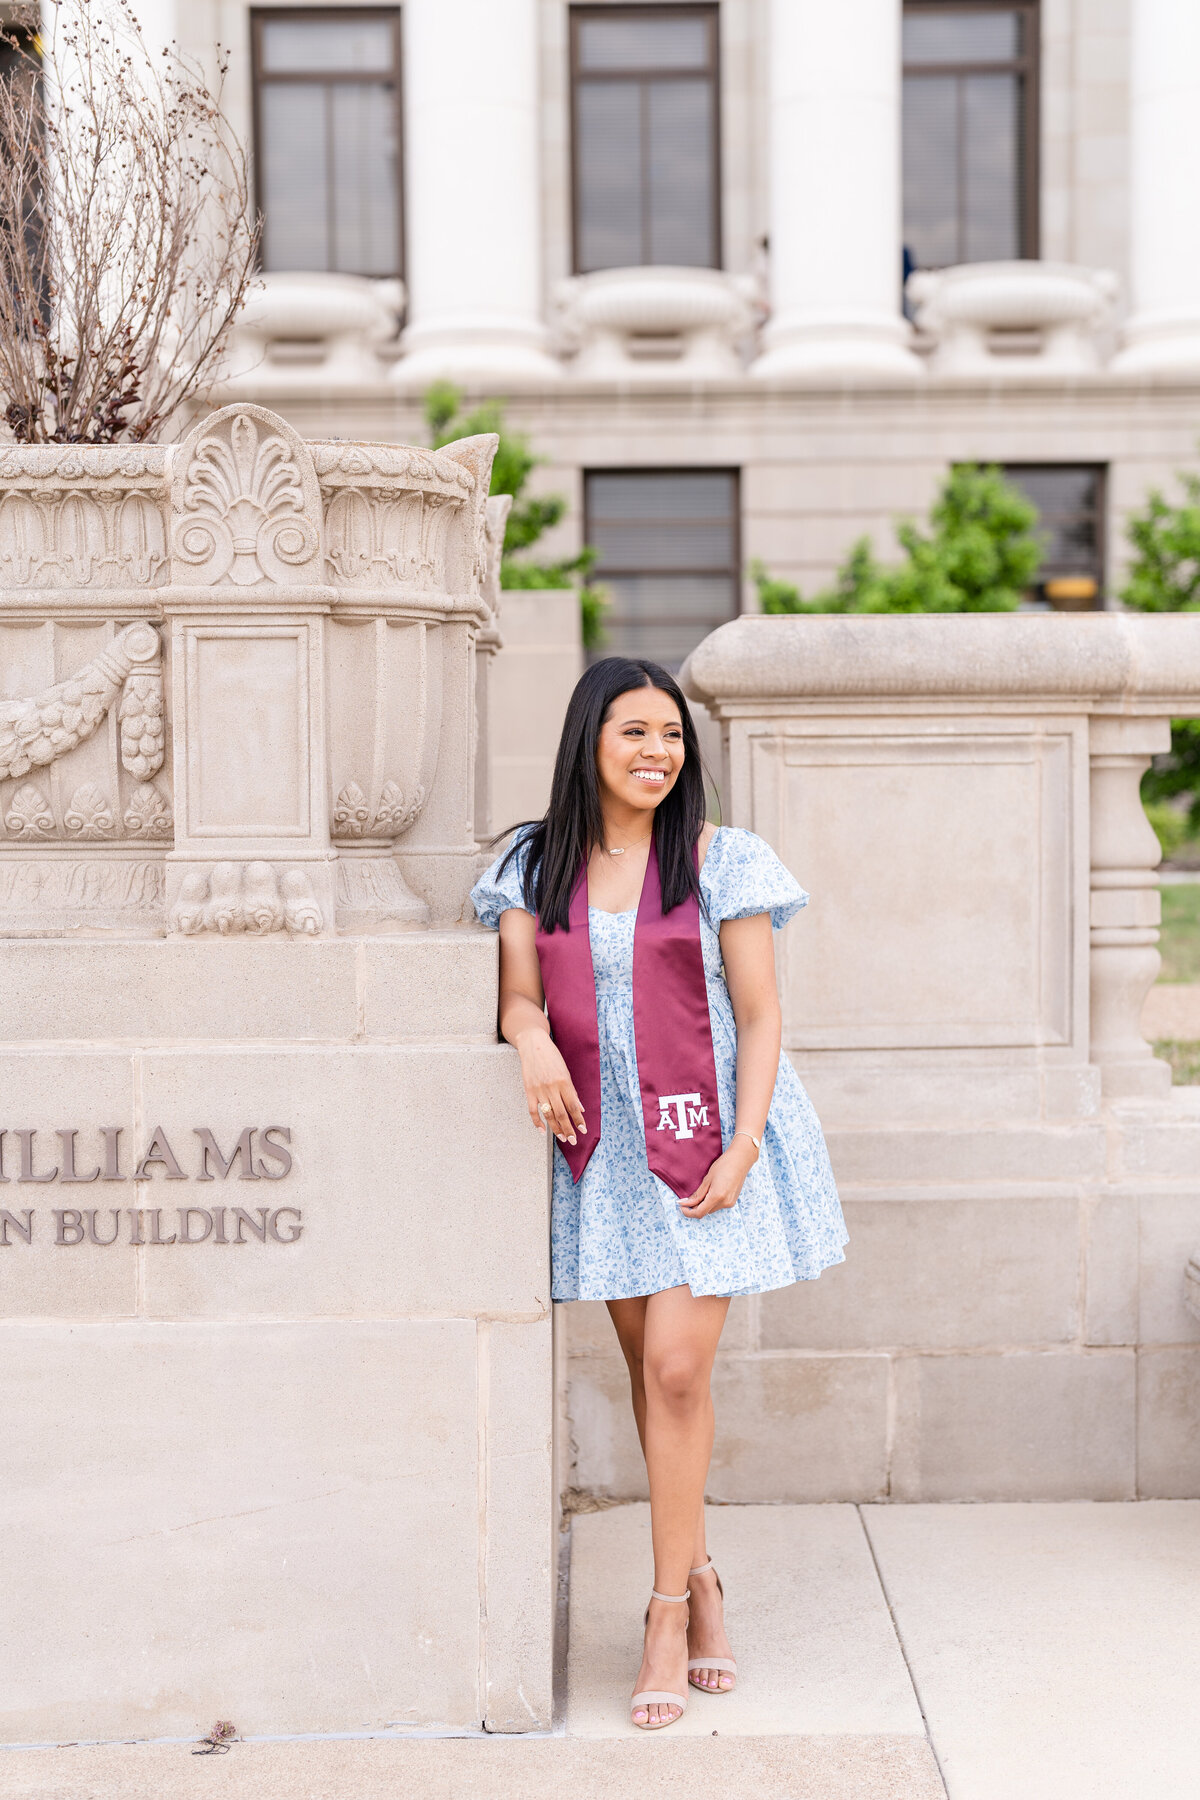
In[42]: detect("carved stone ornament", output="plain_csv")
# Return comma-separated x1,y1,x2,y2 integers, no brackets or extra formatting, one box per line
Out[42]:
169,862,324,936
123,782,172,840
372,778,424,838
118,673,165,780
0,858,164,929
323,485,461,591
332,778,425,842
169,404,323,587
0,490,168,591
63,783,115,840
0,621,161,784
4,782,55,839
332,781,372,839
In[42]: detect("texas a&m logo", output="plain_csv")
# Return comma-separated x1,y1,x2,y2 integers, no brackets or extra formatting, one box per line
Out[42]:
655,1093,709,1140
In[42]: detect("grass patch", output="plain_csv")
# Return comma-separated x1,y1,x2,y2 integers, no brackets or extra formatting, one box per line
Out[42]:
1154,1039,1200,1085
1159,884,1200,983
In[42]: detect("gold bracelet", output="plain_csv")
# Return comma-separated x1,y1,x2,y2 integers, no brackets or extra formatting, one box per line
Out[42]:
733,1130,761,1152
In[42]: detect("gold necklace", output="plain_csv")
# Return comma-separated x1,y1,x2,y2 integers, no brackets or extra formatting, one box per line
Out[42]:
605,833,653,857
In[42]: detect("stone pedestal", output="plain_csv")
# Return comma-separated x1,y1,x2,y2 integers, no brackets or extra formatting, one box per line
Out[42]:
0,410,554,1740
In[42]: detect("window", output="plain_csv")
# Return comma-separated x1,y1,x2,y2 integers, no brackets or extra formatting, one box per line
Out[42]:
903,2,1038,269
585,470,739,667
570,6,720,274
251,9,402,277
1004,465,1105,610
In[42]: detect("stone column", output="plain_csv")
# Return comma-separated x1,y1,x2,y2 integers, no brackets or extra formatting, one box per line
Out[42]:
1088,717,1172,1097
1113,0,1200,371
395,0,560,386
750,0,920,380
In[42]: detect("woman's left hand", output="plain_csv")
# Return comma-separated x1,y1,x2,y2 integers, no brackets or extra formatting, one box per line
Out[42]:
679,1138,758,1220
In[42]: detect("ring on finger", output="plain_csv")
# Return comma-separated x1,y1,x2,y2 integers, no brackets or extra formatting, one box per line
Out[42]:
538,1101,552,1119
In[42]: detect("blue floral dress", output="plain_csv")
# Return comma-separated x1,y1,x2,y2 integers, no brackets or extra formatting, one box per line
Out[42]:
470,826,847,1302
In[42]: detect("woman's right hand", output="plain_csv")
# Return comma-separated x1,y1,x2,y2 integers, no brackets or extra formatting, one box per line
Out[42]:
515,1030,587,1145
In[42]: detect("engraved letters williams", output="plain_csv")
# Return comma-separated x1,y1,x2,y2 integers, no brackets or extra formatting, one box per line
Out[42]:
0,1125,301,1248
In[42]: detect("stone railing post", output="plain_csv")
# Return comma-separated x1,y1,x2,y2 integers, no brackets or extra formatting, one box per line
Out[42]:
1088,716,1173,1097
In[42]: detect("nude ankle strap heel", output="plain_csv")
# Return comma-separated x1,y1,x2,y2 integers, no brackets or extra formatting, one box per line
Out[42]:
631,1589,690,1730
687,1560,738,1694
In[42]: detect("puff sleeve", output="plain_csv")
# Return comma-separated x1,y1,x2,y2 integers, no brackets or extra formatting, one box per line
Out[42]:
700,826,808,929
470,827,537,930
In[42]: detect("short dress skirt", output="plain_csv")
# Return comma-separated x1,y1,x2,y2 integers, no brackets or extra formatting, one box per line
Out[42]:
470,825,848,1302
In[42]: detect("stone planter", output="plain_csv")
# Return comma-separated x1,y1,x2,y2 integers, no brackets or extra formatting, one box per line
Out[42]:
0,403,497,935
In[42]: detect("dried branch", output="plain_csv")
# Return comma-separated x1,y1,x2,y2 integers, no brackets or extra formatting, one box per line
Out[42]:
0,0,258,443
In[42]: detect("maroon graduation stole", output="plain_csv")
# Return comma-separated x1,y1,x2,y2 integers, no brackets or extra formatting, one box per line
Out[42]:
534,837,723,1200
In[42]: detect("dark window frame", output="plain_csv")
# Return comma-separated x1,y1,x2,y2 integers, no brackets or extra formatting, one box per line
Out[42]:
250,5,405,278
569,3,723,275
584,466,742,665
1002,462,1106,609
903,0,1040,265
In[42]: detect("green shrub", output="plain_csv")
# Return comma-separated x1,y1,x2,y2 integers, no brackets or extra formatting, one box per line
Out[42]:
751,465,1042,616
424,382,607,650
1122,468,1200,832
1145,800,1190,861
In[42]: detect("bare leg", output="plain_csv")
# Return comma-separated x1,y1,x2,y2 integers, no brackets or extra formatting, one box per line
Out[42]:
607,1286,729,1724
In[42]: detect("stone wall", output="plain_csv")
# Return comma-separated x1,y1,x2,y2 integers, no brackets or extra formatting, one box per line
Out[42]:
566,615,1200,1504
0,406,554,1742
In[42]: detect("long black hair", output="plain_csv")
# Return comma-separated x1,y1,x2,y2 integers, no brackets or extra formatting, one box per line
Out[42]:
496,657,709,932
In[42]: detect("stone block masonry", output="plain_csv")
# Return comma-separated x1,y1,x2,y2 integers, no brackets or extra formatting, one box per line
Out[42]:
0,408,553,1743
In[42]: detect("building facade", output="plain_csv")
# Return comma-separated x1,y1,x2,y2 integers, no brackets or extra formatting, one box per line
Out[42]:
122,0,1200,672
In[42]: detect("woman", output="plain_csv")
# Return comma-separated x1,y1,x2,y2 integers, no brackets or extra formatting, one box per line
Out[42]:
471,657,846,1731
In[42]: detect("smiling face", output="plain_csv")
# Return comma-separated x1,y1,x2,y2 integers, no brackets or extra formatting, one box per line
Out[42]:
595,684,685,817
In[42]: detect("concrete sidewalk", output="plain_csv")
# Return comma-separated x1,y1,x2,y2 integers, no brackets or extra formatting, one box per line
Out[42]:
3,1500,1198,1800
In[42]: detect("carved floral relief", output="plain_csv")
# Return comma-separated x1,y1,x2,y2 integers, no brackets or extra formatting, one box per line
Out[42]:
323,486,461,590
332,777,424,842
170,405,322,587
123,782,172,839
0,490,168,590
4,783,55,838
63,784,115,840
